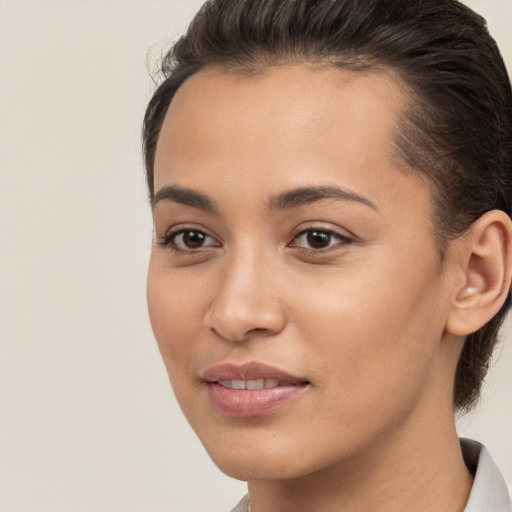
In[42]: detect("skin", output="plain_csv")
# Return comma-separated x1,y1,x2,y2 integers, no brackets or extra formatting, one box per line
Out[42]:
147,64,511,512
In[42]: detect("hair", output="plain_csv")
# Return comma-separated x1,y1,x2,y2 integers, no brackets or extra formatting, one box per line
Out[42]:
142,0,512,413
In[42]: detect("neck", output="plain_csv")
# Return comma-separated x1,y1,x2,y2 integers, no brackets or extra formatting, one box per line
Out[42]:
247,407,473,512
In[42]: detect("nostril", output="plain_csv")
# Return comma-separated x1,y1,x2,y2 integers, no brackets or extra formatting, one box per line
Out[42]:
247,327,270,335
209,326,247,343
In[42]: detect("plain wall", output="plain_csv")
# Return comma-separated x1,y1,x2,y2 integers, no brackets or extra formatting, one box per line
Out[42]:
0,1,511,511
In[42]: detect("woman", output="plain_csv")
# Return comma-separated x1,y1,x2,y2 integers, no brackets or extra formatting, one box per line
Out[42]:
143,1,512,510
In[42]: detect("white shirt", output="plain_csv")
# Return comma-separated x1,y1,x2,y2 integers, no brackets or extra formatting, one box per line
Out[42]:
462,438,511,512
229,439,511,512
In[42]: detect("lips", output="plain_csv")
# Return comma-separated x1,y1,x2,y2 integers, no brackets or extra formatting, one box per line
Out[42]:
202,362,309,417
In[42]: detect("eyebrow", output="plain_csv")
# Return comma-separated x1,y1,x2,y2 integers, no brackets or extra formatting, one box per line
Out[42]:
267,185,377,211
152,185,219,213
152,183,377,214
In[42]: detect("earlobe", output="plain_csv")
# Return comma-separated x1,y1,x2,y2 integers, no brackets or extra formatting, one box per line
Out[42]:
446,210,512,336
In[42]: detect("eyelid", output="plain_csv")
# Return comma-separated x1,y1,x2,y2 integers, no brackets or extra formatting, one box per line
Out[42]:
158,224,221,252
288,225,355,253
291,221,355,241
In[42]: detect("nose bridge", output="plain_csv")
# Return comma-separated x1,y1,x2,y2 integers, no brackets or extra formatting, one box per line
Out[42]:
205,239,286,341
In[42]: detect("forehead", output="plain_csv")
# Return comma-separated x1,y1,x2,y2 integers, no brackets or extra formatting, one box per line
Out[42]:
156,65,407,172
154,64,427,220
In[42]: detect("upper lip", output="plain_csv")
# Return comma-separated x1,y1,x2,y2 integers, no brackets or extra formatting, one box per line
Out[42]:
202,362,308,384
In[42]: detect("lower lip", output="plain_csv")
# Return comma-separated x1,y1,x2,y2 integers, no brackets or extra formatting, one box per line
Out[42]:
206,383,307,417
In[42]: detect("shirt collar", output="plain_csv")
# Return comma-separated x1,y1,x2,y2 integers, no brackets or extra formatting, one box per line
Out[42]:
461,438,511,512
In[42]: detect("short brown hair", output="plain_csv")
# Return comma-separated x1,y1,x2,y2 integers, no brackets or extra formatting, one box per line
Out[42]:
142,0,512,413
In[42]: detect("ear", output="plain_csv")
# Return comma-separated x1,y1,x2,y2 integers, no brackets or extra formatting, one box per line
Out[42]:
446,210,512,336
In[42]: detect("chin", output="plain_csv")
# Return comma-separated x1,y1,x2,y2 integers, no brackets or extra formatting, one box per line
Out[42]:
197,426,334,482
209,450,309,482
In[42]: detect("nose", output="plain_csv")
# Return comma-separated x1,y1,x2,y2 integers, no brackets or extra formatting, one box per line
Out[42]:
204,248,287,342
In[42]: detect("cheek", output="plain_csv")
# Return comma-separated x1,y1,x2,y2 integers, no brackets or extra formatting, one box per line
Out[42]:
147,257,206,366
292,251,447,407
147,258,213,420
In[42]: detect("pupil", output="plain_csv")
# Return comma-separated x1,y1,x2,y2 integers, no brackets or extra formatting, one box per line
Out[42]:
307,231,330,248
183,231,205,248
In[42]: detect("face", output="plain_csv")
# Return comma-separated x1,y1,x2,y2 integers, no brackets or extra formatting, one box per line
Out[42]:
147,65,458,481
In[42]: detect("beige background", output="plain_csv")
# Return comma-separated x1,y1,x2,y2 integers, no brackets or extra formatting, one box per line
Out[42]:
0,1,511,511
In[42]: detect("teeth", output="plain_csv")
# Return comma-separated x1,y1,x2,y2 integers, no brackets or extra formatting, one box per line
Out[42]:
246,379,264,390
264,378,279,388
218,378,281,390
232,380,246,390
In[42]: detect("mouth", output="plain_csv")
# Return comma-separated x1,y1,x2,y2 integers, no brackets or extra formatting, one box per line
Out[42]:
202,362,310,417
216,378,303,390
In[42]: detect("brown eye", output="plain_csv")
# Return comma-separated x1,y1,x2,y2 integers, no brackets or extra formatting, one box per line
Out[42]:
163,229,219,251
182,230,207,248
292,229,352,251
306,230,332,249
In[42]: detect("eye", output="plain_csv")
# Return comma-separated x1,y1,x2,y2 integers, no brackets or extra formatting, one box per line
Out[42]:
161,228,220,252
290,228,352,251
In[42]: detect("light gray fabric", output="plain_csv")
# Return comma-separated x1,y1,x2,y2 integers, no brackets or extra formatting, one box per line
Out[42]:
229,439,511,512
461,438,511,512
229,494,250,512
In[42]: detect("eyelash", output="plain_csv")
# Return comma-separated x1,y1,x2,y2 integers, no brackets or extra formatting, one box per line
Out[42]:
289,228,354,255
158,227,354,255
159,227,219,253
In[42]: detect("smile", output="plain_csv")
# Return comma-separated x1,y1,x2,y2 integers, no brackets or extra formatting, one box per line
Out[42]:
202,363,309,417
219,379,288,390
